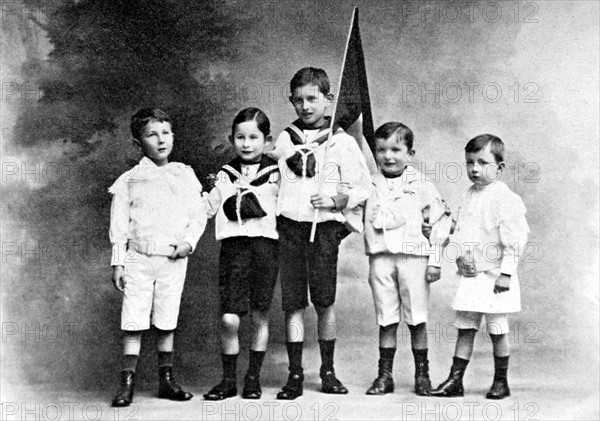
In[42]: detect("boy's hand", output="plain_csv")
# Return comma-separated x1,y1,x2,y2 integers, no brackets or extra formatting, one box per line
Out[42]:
425,266,441,283
456,255,477,277
203,174,217,193
494,274,511,294
169,242,192,259
336,182,352,194
112,265,125,292
421,222,432,239
421,205,432,239
310,193,336,210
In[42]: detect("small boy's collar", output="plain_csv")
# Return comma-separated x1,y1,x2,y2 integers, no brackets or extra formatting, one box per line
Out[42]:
376,165,422,184
228,155,278,173
292,116,341,132
140,156,164,167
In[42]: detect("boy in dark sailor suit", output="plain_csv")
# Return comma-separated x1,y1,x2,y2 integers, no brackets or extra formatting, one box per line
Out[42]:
270,67,372,399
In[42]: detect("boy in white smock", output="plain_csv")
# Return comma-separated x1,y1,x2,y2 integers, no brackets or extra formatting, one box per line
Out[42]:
109,108,206,407
430,134,529,400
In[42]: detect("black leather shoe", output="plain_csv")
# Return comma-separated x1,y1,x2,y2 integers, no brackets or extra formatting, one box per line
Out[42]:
112,370,135,407
158,366,193,401
414,360,432,396
366,374,394,395
486,377,510,399
366,357,394,395
276,373,304,400
429,357,468,398
429,376,464,397
242,374,262,399
203,379,237,400
321,370,348,394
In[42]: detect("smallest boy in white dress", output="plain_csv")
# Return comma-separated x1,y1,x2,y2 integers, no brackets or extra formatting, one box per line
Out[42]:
430,134,529,400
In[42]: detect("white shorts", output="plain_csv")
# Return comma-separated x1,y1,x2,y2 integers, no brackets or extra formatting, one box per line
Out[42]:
121,252,188,331
368,254,430,326
455,311,510,335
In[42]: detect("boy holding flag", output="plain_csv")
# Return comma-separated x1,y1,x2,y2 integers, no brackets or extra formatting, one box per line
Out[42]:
271,66,371,399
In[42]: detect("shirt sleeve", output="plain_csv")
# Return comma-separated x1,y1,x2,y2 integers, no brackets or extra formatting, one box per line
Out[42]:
497,194,529,275
423,182,453,267
204,188,222,219
337,135,372,210
109,181,130,267
182,169,208,253
270,131,295,161
204,170,225,218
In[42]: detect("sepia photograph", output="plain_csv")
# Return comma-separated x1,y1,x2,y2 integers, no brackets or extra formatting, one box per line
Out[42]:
1,1,599,420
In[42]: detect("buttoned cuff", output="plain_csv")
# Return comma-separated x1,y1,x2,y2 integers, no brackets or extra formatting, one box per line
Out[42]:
111,243,127,266
182,237,197,254
500,258,519,276
427,247,442,268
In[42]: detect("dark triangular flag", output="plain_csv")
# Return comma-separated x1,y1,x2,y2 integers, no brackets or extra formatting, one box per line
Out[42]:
333,7,377,174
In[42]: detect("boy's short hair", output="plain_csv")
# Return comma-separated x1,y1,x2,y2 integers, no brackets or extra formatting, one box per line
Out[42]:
231,107,271,139
130,108,171,140
374,122,414,151
465,134,504,163
290,67,330,96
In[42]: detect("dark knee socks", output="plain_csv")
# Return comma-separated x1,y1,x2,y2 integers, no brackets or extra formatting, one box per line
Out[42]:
286,341,304,375
247,350,266,377
158,351,173,368
121,354,139,373
493,355,509,379
319,339,336,374
222,354,238,380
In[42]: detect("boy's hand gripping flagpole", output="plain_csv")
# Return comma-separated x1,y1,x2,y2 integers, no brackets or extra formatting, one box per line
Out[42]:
309,7,359,243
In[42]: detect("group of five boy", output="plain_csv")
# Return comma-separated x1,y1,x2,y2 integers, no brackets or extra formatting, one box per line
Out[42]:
109,67,529,407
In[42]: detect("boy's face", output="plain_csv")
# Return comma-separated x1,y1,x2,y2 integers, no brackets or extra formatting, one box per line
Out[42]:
135,120,173,166
289,83,332,128
375,135,414,177
229,120,272,164
465,143,504,187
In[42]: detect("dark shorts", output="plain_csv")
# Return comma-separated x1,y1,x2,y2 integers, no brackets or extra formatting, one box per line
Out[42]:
278,216,350,311
219,237,279,316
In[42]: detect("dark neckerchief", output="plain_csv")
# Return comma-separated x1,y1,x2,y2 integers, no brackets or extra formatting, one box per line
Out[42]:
284,117,344,177
221,155,279,186
284,117,342,146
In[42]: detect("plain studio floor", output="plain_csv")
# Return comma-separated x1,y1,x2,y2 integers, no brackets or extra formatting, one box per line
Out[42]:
3,343,599,421
2,235,599,421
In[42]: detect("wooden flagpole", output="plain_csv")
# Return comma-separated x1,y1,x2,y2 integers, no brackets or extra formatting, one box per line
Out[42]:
309,7,358,242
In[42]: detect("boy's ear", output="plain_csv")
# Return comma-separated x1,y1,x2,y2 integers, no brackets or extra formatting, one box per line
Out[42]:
409,149,416,157
288,95,294,104
265,135,273,145
228,134,233,144
497,161,505,171
325,93,334,102
132,137,141,147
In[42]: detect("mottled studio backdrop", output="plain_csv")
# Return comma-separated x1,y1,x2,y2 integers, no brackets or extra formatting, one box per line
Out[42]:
1,0,598,417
